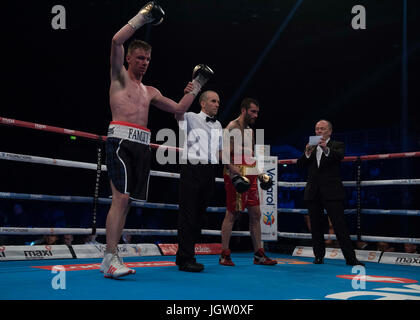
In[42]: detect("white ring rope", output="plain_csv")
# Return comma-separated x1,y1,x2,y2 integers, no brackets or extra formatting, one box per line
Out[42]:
1,151,418,186
0,151,224,182
0,227,419,244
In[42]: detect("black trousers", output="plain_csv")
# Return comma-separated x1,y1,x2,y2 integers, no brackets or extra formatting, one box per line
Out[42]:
176,163,215,265
306,191,356,262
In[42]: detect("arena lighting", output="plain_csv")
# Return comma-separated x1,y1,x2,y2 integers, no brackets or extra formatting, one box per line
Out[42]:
221,0,304,122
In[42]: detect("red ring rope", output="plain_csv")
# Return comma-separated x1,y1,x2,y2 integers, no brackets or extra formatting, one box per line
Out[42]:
2,117,419,163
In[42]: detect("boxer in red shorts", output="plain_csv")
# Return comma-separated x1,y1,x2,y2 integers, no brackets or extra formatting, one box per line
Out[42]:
220,98,277,266
223,158,259,213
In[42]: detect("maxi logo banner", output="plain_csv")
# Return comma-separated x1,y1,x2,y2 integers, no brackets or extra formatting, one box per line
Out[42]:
257,153,278,241
0,245,73,261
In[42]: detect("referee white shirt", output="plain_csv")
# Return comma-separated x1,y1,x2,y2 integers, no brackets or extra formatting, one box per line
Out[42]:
178,111,223,164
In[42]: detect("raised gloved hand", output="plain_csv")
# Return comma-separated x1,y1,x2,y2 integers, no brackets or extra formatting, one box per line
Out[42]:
258,173,273,190
128,1,165,30
232,175,251,194
190,64,214,96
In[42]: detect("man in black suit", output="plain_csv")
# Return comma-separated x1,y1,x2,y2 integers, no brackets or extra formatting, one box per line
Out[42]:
297,120,364,266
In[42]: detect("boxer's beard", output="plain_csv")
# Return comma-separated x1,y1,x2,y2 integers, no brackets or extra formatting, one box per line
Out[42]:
245,114,256,127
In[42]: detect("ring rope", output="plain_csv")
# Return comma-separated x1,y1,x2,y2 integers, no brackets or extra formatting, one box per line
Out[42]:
1,151,419,187
1,192,418,216
0,192,225,212
2,116,420,163
1,227,419,244
0,151,225,182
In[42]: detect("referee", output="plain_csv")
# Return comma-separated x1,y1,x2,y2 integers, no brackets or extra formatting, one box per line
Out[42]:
175,90,223,272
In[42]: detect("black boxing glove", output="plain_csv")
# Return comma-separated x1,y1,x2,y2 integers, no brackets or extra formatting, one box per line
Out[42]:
128,1,165,30
190,64,214,96
232,175,251,194
258,173,273,190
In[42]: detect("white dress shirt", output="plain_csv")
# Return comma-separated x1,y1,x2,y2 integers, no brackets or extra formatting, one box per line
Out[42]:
316,138,330,167
178,111,223,164
306,137,330,167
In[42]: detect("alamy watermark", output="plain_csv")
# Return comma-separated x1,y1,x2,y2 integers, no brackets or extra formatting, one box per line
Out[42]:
51,5,66,30
155,127,265,166
51,265,66,290
351,5,366,30
351,265,366,290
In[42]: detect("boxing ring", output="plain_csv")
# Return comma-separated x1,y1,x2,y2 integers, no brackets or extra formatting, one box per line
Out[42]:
1,117,420,301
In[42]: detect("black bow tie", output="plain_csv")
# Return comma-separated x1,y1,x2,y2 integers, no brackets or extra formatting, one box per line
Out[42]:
206,116,216,123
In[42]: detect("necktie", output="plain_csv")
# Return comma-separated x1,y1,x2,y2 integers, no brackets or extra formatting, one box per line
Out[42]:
206,116,216,123
316,145,322,167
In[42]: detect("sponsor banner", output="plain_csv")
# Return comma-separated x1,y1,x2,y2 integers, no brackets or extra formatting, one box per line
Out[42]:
0,245,72,261
71,243,161,259
292,246,381,263
158,244,178,256
158,243,222,256
355,250,382,263
292,246,315,258
195,243,222,255
256,152,278,241
32,261,176,271
380,252,420,267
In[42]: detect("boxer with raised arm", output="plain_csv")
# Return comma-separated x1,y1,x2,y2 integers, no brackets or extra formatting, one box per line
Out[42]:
100,2,213,279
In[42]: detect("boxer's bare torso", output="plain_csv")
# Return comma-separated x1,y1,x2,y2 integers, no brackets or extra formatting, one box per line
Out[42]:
110,47,159,127
110,74,156,128
226,118,255,158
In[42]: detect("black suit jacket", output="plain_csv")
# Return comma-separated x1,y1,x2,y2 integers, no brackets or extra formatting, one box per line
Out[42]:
296,140,346,201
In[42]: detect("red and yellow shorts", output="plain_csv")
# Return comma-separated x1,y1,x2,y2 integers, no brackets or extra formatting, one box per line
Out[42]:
224,164,260,212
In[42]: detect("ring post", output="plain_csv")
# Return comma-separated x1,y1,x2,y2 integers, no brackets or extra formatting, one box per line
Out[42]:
356,156,362,242
92,140,103,236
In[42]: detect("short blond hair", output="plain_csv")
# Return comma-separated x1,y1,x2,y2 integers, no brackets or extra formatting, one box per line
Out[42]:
127,39,152,55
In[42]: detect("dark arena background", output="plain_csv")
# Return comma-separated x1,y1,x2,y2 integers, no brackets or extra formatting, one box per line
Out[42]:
1,0,420,307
